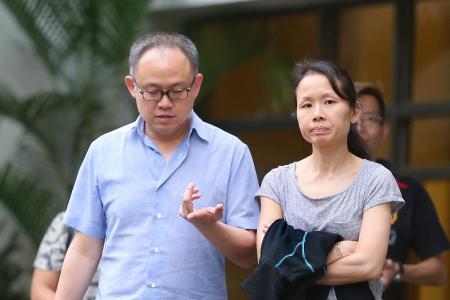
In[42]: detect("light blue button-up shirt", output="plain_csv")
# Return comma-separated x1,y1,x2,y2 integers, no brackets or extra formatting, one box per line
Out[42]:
64,112,259,299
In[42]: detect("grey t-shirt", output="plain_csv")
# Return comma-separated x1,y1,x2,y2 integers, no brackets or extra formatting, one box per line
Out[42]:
257,159,404,300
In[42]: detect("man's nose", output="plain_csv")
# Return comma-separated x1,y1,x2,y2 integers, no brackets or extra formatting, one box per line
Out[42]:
157,94,173,108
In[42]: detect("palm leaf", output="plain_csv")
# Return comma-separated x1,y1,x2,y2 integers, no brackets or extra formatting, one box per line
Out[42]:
0,5,151,296
1,0,150,76
0,227,27,300
0,164,61,246
0,85,80,187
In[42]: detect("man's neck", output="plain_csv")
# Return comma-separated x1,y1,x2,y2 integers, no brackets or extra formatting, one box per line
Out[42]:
145,123,191,161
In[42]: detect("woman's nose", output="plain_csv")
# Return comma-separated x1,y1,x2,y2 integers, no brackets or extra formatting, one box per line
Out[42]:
312,104,325,121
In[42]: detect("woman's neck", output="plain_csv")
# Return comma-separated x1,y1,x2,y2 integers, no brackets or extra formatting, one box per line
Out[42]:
307,144,359,178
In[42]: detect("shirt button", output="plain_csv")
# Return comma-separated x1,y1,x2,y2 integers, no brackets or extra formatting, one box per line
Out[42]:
151,282,157,288
154,247,160,253
156,213,162,219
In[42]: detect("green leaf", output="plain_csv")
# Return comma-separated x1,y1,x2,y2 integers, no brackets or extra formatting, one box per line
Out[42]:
0,165,61,246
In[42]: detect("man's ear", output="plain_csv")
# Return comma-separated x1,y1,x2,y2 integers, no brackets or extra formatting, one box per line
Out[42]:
124,75,137,99
191,73,204,101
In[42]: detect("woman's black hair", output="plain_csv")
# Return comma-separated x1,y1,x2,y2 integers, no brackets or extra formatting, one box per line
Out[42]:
291,59,369,159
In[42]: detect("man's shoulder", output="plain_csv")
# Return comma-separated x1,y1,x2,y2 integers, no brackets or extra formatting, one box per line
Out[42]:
91,121,136,146
394,175,421,191
374,159,421,190
394,175,433,211
376,160,428,203
200,120,247,148
101,122,136,138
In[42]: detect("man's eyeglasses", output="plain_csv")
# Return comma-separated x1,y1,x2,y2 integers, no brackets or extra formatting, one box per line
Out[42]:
359,113,384,125
133,77,196,101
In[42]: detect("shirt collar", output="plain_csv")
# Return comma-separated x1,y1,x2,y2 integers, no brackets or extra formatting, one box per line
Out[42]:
190,111,209,143
134,111,210,144
135,115,146,141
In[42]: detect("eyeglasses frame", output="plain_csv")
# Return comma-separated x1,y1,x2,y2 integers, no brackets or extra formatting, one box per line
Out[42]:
133,76,197,101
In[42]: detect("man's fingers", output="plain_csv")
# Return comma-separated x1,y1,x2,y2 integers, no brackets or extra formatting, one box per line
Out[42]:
180,183,197,215
186,209,206,221
186,204,224,223
191,193,201,201
214,204,224,214
182,196,193,211
182,182,195,197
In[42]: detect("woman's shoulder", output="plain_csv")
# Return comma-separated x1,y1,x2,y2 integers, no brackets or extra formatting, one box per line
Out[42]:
363,159,395,177
360,159,398,189
265,162,296,178
260,163,296,188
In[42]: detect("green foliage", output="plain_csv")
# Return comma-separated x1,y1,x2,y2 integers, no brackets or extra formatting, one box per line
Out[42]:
0,0,150,295
0,226,26,300
0,0,150,240
1,0,149,76
0,164,59,245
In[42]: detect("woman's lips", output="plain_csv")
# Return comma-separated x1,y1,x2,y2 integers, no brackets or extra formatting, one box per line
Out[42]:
311,126,329,134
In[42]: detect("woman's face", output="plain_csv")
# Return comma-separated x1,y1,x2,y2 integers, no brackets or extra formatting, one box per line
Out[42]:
295,73,359,147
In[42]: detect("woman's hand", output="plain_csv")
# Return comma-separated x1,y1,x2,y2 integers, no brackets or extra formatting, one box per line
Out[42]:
262,223,357,265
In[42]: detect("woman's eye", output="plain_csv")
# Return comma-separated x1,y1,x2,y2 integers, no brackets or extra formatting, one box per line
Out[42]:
301,103,312,108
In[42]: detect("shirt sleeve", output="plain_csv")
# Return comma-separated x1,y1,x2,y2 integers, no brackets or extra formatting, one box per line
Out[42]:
257,168,284,206
364,164,404,213
33,212,69,271
224,145,260,230
64,140,106,239
409,180,450,259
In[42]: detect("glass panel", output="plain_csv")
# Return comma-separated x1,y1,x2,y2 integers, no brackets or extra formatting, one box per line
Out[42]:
413,0,450,102
410,116,450,167
189,13,320,120
338,4,394,105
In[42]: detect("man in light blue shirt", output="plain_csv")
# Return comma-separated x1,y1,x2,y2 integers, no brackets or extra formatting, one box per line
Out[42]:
55,32,259,300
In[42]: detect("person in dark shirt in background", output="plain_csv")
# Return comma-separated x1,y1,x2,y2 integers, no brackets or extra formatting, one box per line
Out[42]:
356,83,449,300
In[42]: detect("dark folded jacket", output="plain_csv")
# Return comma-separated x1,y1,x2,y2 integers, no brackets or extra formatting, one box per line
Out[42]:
241,219,374,300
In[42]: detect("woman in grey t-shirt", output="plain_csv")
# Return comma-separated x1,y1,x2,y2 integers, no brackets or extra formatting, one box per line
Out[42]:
257,60,404,300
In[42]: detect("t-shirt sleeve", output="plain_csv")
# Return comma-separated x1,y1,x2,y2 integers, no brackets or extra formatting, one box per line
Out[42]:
225,146,260,230
257,167,284,206
364,164,404,213
410,181,450,259
33,212,69,271
64,141,106,239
